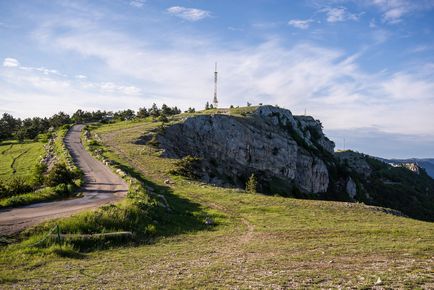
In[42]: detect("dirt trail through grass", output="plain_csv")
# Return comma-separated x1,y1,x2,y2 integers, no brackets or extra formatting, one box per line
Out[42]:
1,144,13,155
10,149,30,174
0,125,128,235
91,120,434,288
101,126,256,259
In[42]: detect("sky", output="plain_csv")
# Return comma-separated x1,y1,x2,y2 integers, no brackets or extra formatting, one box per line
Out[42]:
1,0,434,158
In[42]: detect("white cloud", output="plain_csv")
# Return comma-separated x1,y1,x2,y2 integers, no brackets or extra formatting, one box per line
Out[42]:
288,19,314,29
4,11,434,140
129,0,145,8
3,58,20,67
167,6,210,22
19,66,66,76
366,0,434,23
381,73,434,101
81,81,141,96
0,57,143,117
322,7,360,22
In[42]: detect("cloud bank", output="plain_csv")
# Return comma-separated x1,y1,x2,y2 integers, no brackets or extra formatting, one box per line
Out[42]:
167,6,211,22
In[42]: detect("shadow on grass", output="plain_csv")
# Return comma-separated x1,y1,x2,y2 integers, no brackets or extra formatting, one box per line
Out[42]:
44,157,215,254
115,158,212,237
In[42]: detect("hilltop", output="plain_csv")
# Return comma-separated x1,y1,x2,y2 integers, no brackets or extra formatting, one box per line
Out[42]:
384,158,434,179
1,106,433,288
153,106,434,221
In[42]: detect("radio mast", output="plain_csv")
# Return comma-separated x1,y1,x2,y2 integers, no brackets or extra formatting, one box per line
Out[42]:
213,62,218,108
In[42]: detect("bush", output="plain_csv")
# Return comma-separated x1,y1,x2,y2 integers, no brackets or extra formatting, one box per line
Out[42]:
32,163,47,186
0,183,7,198
44,163,75,187
3,177,33,197
245,174,257,193
170,156,202,179
157,115,169,123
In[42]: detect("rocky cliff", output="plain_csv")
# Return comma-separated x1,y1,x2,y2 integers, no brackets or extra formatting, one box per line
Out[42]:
157,106,334,195
151,105,434,221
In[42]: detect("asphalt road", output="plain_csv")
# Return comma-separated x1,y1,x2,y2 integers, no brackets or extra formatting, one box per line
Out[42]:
0,124,128,235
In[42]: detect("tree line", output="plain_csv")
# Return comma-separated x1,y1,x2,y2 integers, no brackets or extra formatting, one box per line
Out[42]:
0,103,183,142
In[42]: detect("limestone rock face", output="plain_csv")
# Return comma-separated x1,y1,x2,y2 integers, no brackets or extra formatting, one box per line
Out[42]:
157,106,335,194
399,163,421,174
336,151,372,177
346,177,357,199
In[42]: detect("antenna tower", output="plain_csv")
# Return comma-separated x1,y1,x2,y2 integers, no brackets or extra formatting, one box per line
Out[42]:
213,62,218,108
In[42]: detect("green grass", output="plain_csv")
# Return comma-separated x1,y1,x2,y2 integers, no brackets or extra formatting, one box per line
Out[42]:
0,128,82,208
1,118,433,288
0,141,45,183
0,187,60,208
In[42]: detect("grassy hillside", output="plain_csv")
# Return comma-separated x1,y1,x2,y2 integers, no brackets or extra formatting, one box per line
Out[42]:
0,128,81,208
1,117,433,288
0,141,45,183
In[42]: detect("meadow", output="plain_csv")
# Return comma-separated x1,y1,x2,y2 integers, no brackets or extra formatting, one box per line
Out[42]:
0,118,433,288
0,140,45,183
0,128,81,208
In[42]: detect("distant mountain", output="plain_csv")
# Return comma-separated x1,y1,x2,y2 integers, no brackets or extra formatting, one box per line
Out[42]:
385,159,434,179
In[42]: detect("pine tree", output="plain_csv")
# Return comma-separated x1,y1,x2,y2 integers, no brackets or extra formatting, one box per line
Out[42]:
205,102,210,110
245,174,257,193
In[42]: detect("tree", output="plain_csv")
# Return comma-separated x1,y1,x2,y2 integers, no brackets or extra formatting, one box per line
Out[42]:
149,103,160,117
205,102,210,110
247,102,252,107
114,109,135,121
72,109,85,124
172,106,181,115
0,113,20,141
49,112,71,128
16,129,26,143
44,163,74,187
137,107,149,118
245,174,257,193
158,115,169,123
161,104,171,116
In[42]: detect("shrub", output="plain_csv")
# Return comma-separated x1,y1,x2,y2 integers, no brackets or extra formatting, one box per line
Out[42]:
5,176,33,197
44,163,75,187
170,156,202,179
157,115,169,123
245,174,257,193
0,183,7,198
32,163,47,186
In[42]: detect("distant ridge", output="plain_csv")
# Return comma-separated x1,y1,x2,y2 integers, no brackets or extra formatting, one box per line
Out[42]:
383,158,434,179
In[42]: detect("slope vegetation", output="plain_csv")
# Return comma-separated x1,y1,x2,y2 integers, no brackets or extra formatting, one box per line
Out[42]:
0,141,45,182
1,116,432,288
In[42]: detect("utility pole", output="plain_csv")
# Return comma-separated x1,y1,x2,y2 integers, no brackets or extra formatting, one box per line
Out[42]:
213,62,218,108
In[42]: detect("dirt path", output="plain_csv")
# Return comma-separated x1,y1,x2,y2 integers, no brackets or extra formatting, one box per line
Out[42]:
102,125,256,244
0,125,128,236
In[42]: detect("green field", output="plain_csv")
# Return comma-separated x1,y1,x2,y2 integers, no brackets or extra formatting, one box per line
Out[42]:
0,141,45,183
0,129,81,208
1,118,433,288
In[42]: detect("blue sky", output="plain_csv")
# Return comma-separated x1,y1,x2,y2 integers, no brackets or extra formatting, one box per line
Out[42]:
1,0,434,158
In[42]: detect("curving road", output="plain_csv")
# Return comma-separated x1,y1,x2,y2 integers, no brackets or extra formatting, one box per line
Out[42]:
0,124,128,235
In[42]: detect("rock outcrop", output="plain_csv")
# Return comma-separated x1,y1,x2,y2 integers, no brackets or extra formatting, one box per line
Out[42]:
148,105,434,221
157,106,334,194
335,151,372,178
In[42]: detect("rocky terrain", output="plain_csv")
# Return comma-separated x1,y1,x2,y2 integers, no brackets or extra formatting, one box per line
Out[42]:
384,158,434,179
157,106,335,195
153,106,434,221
